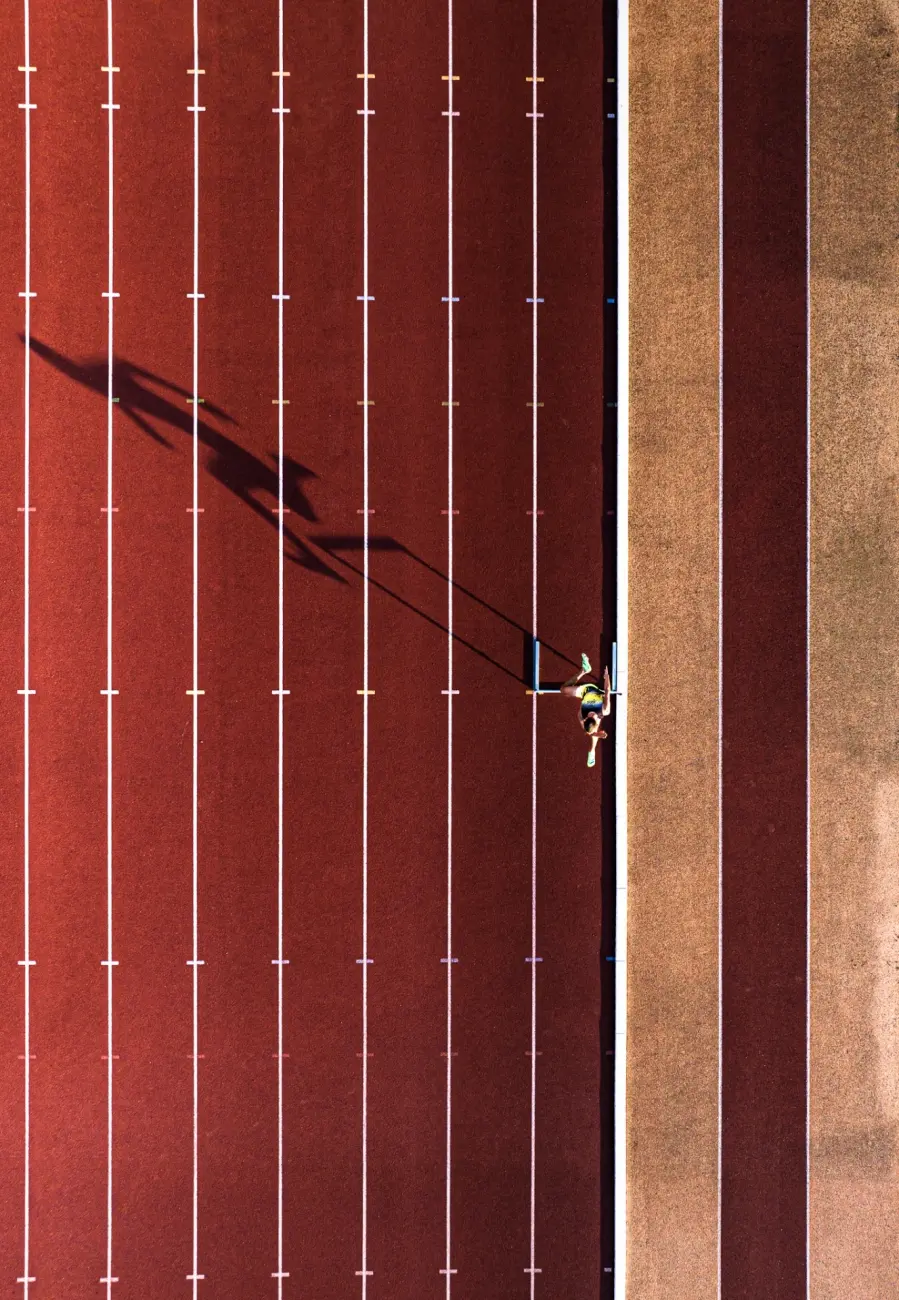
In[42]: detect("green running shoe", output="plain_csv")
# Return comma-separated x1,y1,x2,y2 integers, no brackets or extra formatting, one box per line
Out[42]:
581,653,592,674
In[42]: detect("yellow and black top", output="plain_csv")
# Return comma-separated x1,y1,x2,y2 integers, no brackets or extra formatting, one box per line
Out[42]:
577,681,605,719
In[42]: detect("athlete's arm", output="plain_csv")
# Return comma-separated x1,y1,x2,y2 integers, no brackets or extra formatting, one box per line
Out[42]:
602,667,612,715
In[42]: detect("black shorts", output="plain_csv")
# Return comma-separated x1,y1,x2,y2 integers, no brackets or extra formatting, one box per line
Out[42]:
580,699,604,722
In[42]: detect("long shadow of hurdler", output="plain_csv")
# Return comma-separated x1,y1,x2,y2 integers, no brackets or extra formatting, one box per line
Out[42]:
23,336,577,683
22,334,342,582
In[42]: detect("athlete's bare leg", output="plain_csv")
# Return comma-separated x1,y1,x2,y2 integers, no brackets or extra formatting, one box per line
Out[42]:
562,653,600,699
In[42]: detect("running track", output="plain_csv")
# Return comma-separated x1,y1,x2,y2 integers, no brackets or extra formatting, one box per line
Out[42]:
0,3,611,1298
626,0,876,1297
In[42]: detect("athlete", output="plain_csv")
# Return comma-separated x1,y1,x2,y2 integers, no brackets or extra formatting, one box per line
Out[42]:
561,653,611,768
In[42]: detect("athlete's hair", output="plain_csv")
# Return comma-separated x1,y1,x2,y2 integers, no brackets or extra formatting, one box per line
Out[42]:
583,715,599,734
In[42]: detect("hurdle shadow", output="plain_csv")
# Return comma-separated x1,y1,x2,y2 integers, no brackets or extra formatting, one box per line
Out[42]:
312,535,578,686
401,545,577,680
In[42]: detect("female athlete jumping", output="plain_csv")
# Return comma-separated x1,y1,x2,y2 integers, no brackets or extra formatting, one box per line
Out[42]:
561,653,611,768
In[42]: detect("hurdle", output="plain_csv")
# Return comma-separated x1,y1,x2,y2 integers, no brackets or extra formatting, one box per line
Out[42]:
526,637,559,694
527,638,620,696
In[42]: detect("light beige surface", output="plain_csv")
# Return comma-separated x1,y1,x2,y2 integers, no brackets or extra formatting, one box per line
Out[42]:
810,4,899,1296
626,3,720,1296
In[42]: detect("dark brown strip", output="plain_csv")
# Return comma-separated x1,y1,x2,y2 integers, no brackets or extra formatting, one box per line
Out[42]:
721,3,808,1298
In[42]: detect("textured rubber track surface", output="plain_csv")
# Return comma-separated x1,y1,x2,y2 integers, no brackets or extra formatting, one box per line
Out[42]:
0,3,610,1297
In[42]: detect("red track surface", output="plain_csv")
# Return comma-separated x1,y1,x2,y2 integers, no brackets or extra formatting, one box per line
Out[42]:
0,3,608,1296
722,1,808,1295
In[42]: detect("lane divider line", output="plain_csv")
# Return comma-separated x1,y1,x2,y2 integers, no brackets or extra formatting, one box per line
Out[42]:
358,10,373,1296
188,3,204,1292
273,5,289,1292
442,10,459,1295
18,20,35,1297
527,8,542,1295
101,14,119,1290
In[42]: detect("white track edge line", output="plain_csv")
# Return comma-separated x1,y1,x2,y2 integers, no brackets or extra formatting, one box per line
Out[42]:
613,0,629,1293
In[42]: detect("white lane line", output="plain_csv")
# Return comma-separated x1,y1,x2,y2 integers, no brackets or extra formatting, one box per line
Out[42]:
18,2,34,1295
443,1,456,1295
716,0,723,1294
103,2,117,1293
274,2,288,1295
359,3,372,1295
528,5,539,1296
613,0,630,1291
804,5,811,1293
188,1,203,1292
